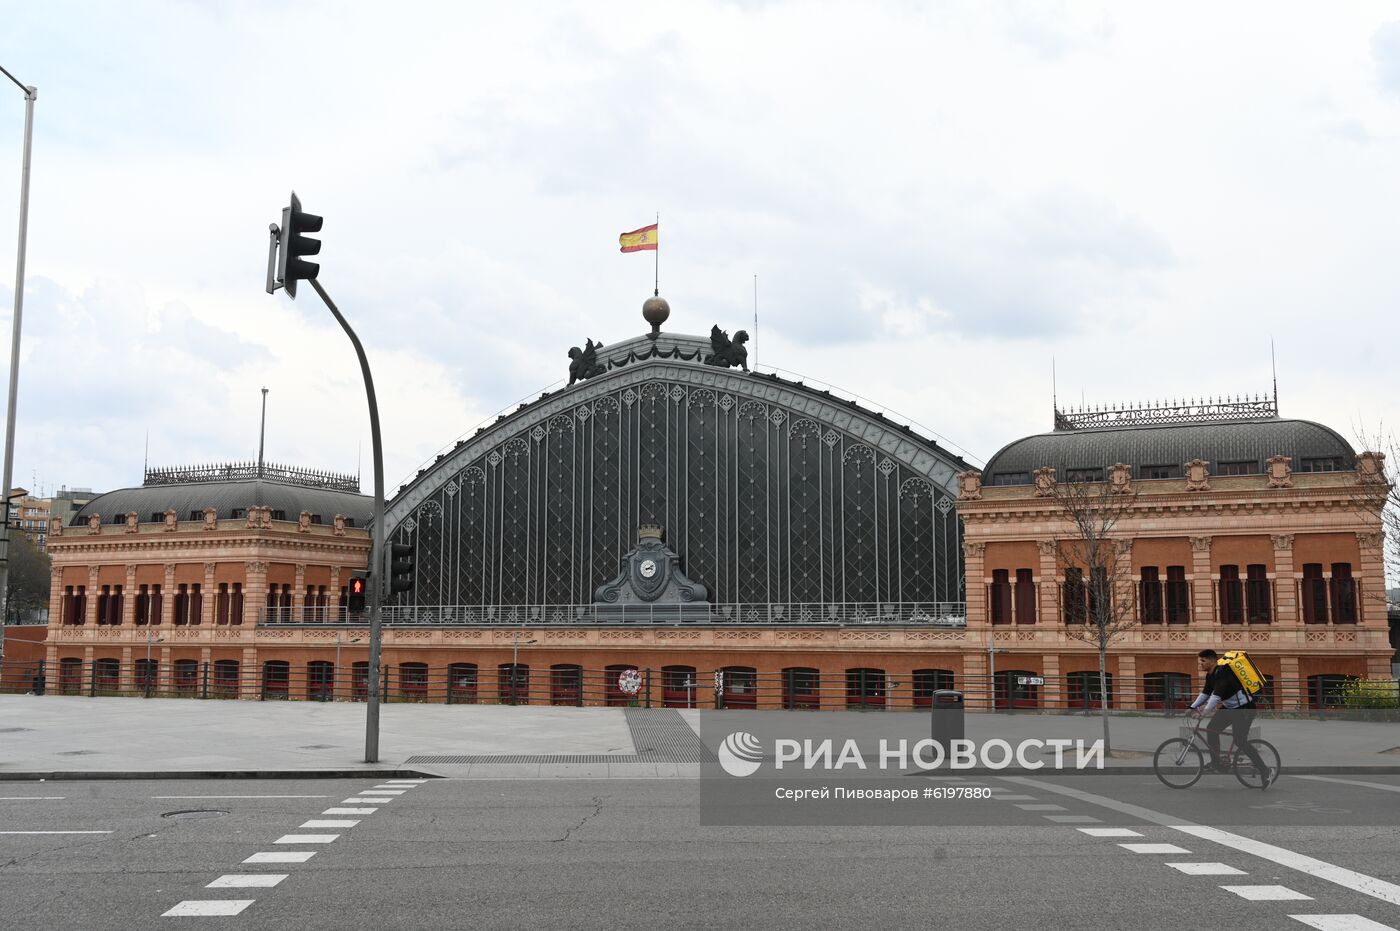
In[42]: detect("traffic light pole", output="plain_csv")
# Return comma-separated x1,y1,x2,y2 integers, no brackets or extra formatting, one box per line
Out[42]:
306,277,386,763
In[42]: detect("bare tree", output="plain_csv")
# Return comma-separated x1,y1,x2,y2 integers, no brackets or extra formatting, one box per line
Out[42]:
1047,466,1138,754
1349,430,1399,599
5,531,49,623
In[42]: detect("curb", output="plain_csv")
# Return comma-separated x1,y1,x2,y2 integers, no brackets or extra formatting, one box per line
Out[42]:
0,769,440,781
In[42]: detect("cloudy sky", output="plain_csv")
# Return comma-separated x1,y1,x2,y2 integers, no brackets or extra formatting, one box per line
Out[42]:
1,2,1398,499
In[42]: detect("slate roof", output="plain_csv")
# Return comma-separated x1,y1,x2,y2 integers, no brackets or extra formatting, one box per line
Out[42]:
70,480,373,526
982,418,1355,483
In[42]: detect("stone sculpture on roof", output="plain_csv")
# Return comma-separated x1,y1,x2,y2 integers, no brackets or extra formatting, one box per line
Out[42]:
704,325,749,372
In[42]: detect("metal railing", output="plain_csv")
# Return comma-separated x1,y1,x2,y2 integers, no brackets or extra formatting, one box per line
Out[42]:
257,602,969,627
9,659,1395,715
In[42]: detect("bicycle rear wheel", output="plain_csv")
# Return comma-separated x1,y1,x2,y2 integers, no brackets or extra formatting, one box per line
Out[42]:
1153,738,1204,788
1233,739,1281,789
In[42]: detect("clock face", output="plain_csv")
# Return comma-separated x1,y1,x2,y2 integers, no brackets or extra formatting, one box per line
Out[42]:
639,558,658,579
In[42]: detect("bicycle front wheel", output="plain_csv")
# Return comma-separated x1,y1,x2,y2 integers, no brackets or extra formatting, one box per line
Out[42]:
1153,737,1204,789
1233,739,1281,789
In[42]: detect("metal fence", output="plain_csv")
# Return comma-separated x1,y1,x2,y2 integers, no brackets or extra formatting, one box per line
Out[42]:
256,602,970,627
5,659,1395,715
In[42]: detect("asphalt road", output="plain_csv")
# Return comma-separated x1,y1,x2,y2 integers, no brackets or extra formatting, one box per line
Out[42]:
1,773,1398,930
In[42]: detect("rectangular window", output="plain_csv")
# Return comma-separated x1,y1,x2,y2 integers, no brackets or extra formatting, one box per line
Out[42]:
1142,465,1179,480
1218,565,1243,624
271,510,287,521
1014,569,1036,625
231,583,243,626
1165,566,1189,625
1065,468,1104,483
1302,563,1328,624
1062,568,1086,624
189,584,202,625
991,472,1030,486
150,512,164,523
990,570,1012,625
188,511,202,522
150,584,162,625
1245,565,1271,624
230,508,245,519
1140,567,1162,624
216,583,230,625
96,585,110,626
1300,457,1342,473
1087,566,1108,625
1217,461,1258,476
310,514,323,525
174,584,189,626
1331,563,1357,624
343,518,356,528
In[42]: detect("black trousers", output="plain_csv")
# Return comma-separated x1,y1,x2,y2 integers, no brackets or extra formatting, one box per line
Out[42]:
1205,707,1266,770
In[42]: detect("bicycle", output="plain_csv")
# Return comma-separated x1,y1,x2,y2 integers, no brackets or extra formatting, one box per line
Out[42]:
1152,714,1281,790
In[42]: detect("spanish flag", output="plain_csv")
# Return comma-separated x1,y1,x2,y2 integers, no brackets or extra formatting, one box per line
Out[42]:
619,223,658,253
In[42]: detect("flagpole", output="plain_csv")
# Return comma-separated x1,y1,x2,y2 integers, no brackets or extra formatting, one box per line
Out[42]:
653,212,659,296
753,274,758,369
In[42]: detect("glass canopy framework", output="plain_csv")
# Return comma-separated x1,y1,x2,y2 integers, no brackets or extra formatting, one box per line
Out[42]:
384,352,968,618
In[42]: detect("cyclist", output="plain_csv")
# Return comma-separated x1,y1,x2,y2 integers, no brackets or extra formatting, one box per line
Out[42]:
1189,649,1275,787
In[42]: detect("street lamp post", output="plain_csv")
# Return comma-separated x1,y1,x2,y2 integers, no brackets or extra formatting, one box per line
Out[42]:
987,643,1003,711
0,66,36,655
509,635,536,706
144,633,164,698
335,634,361,701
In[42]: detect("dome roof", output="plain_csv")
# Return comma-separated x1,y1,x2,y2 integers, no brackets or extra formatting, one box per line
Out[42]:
71,479,372,526
982,418,1355,484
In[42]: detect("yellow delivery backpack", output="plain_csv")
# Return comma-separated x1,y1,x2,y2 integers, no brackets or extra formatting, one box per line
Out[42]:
1217,650,1264,696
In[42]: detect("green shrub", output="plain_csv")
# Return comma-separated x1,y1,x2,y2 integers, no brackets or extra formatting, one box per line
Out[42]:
1340,678,1400,710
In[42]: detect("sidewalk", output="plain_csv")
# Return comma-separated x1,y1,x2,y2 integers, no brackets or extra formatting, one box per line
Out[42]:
1,695,1397,779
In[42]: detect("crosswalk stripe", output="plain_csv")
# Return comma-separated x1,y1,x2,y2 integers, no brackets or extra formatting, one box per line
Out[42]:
1222,885,1312,901
274,835,338,844
1288,917,1400,931
207,875,287,889
243,851,316,864
162,900,254,917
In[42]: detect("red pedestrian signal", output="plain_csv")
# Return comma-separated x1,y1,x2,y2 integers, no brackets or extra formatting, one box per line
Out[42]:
347,573,369,613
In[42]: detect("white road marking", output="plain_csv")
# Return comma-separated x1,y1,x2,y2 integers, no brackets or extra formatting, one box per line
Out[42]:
1167,862,1247,876
383,780,427,785
243,851,316,864
207,875,287,888
343,797,392,804
1222,885,1313,901
995,794,1039,801
1289,917,1400,931
301,820,359,828
1119,843,1192,854
323,808,377,815
0,830,112,834
162,900,254,917
0,796,64,800
1044,815,1101,823
1175,826,1400,908
1015,804,1066,811
1295,776,1400,795
274,834,339,844
1078,828,1142,838
1002,776,1400,908
371,786,409,792
153,795,327,799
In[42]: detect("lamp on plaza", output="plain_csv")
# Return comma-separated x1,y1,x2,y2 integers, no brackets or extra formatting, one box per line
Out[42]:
335,635,361,702
509,636,536,706
0,65,37,659
144,634,164,698
987,643,1004,711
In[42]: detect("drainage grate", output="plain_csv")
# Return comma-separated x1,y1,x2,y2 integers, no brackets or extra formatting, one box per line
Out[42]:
624,708,711,762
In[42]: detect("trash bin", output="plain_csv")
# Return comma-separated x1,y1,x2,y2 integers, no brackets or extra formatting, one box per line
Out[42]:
33,674,45,696
930,689,964,752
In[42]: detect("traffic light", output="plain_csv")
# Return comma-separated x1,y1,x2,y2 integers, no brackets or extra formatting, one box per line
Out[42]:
347,574,369,613
389,543,415,595
276,191,322,299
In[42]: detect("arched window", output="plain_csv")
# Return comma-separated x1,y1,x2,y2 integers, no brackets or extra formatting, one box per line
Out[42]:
213,659,240,697
604,664,640,706
499,664,529,705
1142,672,1191,711
995,670,1040,709
912,669,954,708
551,664,582,706
662,665,698,709
1067,671,1113,709
173,658,199,694
399,662,429,702
93,658,120,693
351,661,369,701
58,657,83,694
721,666,758,710
262,660,289,699
782,667,820,710
447,663,477,704
845,667,885,710
308,661,334,701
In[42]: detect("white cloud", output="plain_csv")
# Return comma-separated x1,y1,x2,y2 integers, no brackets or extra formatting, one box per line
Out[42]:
0,0,1397,496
